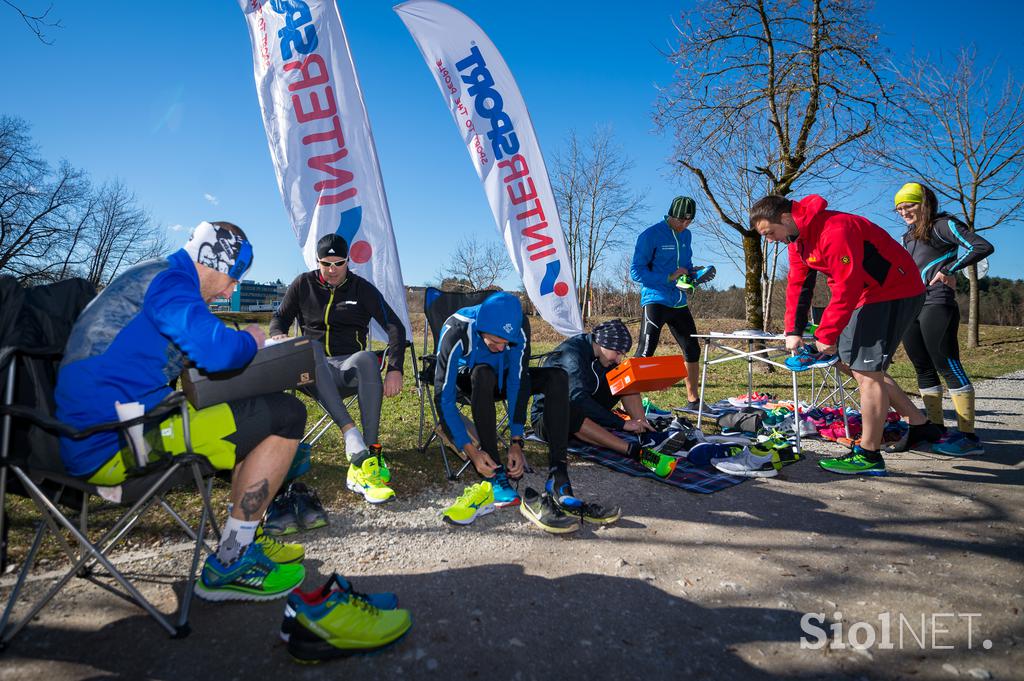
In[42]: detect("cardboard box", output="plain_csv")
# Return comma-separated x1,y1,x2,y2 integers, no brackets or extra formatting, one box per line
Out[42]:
607,356,687,396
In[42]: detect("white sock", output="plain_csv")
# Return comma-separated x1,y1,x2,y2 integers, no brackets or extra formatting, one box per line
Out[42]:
344,428,367,461
217,515,260,565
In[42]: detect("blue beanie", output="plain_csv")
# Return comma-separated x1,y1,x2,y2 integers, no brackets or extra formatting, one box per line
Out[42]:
475,292,523,343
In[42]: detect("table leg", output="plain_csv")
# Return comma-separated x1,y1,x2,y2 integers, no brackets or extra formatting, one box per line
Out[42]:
697,338,711,430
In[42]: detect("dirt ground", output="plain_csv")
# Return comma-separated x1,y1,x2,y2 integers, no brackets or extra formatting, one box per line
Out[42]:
1,372,1021,681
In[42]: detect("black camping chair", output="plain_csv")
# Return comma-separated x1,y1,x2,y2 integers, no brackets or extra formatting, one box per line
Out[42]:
0,277,220,649
415,287,531,481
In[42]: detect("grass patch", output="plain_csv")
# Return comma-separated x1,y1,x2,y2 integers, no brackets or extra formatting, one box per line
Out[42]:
4,317,1022,568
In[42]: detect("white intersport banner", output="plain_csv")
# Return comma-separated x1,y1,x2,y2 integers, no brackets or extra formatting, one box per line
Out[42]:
395,0,583,336
238,0,412,340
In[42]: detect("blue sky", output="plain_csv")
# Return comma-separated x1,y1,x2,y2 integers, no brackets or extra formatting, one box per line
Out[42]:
2,0,1022,290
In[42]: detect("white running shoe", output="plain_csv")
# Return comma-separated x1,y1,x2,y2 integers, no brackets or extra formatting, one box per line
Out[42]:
711,446,778,478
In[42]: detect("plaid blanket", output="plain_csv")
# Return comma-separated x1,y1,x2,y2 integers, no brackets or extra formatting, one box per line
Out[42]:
526,433,748,494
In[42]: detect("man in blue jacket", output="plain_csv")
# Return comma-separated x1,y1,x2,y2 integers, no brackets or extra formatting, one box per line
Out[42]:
630,196,706,412
56,222,307,603
433,292,578,529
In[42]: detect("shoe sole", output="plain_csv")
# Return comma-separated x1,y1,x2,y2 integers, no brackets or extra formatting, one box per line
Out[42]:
263,525,300,537
818,463,887,476
583,510,622,525
712,463,778,478
933,448,983,457
442,503,494,526
518,504,579,534
347,480,395,504
493,497,521,509
299,518,329,531
287,621,413,663
194,580,298,602
786,358,840,372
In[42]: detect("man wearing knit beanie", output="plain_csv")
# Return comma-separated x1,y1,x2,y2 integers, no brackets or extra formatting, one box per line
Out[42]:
531,319,679,520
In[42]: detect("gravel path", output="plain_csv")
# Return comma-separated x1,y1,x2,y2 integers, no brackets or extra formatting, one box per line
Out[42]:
2,372,1022,680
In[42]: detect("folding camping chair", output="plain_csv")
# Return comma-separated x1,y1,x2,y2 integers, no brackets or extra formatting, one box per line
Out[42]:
0,278,220,649
415,287,526,481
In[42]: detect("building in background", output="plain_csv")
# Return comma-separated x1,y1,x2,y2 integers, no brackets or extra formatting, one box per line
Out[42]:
210,280,287,312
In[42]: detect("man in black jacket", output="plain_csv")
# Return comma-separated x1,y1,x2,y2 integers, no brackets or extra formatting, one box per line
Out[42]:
270,234,406,504
531,319,679,491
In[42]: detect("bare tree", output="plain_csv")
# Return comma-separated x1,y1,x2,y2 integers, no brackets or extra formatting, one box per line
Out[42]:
438,235,511,291
552,128,647,323
81,180,164,288
0,116,89,283
881,47,1024,347
3,1,61,44
655,0,890,330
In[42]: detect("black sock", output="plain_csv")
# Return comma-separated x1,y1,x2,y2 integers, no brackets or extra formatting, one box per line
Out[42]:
547,465,572,498
626,441,642,461
350,449,371,467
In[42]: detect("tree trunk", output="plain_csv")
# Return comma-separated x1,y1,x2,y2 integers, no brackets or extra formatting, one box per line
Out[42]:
742,230,764,330
967,264,980,348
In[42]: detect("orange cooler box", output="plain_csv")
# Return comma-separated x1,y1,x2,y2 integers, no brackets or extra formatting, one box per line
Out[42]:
607,356,687,396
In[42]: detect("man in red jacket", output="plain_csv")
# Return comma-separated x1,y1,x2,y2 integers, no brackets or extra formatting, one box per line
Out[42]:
749,195,942,475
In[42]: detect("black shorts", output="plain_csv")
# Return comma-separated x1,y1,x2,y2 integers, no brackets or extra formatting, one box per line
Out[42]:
839,294,924,372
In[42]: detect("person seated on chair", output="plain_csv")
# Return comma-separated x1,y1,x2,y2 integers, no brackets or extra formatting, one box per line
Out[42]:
531,319,679,484
434,291,602,530
55,221,308,602
270,233,407,505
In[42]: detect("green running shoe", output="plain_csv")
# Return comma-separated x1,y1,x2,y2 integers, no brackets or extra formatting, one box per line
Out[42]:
442,481,495,526
287,591,412,663
370,444,391,484
819,449,886,476
195,541,304,602
638,447,678,478
255,526,305,564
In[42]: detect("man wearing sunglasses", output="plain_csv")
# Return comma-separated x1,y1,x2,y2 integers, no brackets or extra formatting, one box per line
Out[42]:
270,233,406,504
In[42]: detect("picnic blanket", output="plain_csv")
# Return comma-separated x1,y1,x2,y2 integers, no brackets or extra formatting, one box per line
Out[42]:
526,432,746,494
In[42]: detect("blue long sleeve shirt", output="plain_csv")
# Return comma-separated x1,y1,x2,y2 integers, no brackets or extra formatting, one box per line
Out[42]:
55,249,258,476
630,220,693,308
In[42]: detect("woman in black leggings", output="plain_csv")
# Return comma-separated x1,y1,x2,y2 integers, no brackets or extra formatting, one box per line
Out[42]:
894,182,994,456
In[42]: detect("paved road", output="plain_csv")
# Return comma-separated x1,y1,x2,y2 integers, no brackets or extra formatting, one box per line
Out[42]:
2,372,1022,680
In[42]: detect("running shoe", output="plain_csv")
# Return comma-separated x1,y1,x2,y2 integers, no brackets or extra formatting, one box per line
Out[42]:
286,591,412,663
346,455,395,504
263,489,299,536
255,526,305,564
641,397,672,416
887,421,944,452
933,432,985,457
519,487,579,534
280,573,399,642
678,400,722,417
490,466,521,508
442,481,495,526
675,275,696,292
545,478,621,525
195,541,305,602
286,442,312,482
711,446,778,478
370,444,391,484
291,482,329,531
785,345,839,372
819,447,887,476
685,442,729,466
638,447,678,478
692,265,717,286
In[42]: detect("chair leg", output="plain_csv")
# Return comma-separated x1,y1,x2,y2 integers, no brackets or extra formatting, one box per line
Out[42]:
0,518,47,646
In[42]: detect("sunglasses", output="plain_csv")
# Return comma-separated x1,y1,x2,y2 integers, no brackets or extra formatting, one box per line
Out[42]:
318,259,348,269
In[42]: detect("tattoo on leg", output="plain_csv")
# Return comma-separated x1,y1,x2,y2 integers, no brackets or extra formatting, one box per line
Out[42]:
239,479,270,520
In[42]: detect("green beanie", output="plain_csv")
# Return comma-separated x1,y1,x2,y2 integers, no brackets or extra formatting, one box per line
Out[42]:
894,182,924,207
667,196,697,220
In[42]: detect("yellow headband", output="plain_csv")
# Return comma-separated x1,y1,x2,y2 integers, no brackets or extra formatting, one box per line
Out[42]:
894,182,924,206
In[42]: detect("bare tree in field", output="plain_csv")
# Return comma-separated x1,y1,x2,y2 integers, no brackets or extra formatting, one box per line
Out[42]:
438,235,511,291
551,128,647,323
880,47,1024,347
0,116,89,283
655,0,890,330
82,180,165,288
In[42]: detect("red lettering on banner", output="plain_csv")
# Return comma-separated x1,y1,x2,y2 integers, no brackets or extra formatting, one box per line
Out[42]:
506,176,536,205
498,154,558,262
497,154,529,182
282,54,357,207
293,86,337,123
285,54,329,91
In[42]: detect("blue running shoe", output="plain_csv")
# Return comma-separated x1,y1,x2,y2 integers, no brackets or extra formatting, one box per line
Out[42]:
685,442,729,466
933,432,984,457
785,345,839,372
195,541,304,602
491,466,520,508
692,265,717,286
280,573,398,642
642,397,672,416
639,431,671,449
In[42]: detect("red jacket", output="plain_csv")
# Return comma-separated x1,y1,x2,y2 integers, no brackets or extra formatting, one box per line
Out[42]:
784,195,924,346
